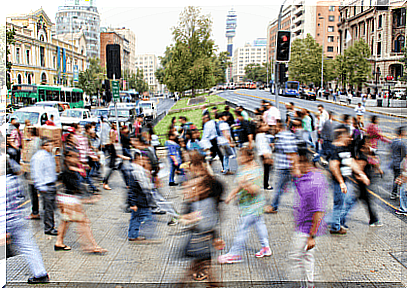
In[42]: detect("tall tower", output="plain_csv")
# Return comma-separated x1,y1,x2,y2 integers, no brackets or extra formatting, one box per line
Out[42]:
225,9,237,83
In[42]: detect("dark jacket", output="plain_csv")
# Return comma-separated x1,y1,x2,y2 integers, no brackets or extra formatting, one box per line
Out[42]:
127,165,150,208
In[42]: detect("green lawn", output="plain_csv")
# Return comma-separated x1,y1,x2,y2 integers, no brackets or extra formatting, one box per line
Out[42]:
170,94,226,110
154,95,233,145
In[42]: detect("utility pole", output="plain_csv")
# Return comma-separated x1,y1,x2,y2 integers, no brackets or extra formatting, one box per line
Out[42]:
319,16,326,95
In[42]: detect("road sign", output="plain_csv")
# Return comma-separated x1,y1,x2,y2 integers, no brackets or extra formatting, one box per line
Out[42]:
112,80,120,100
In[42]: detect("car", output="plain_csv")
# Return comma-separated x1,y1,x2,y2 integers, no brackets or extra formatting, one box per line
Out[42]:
108,106,143,131
79,118,102,134
93,108,109,119
60,108,98,128
34,101,70,115
301,89,317,101
7,106,62,131
137,101,157,121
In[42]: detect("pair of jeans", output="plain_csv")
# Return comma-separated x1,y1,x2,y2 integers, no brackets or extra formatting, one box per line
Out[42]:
271,169,292,211
210,138,224,170
7,219,48,278
290,231,315,288
261,156,271,189
321,140,333,161
169,160,183,184
128,207,156,239
228,214,269,255
303,131,315,148
28,182,39,216
393,168,401,197
331,179,350,232
41,184,56,233
340,179,378,226
151,189,178,217
80,168,97,193
399,183,407,212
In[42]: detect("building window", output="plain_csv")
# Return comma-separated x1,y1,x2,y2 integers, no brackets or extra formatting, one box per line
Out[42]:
354,6,357,16
363,22,366,35
328,36,334,42
328,26,334,32
27,74,32,85
377,42,382,56
15,48,20,64
26,50,30,65
393,8,406,28
329,15,335,22
327,46,334,52
17,74,22,84
329,6,335,11
40,47,45,67
378,15,382,29
394,35,405,52
372,19,374,32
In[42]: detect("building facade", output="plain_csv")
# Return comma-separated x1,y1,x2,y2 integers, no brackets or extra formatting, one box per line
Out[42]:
232,42,267,83
100,30,131,74
338,0,406,93
134,54,162,93
7,8,86,87
267,0,340,62
55,0,100,60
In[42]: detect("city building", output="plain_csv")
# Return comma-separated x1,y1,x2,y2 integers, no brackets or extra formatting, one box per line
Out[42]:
109,28,136,74
225,9,237,83
55,0,100,60
100,29,131,74
267,0,340,62
232,42,267,83
338,0,406,93
6,8,87,86
134,54,163,93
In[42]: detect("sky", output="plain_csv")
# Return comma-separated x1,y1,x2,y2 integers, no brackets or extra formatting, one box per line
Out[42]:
4,0,285,57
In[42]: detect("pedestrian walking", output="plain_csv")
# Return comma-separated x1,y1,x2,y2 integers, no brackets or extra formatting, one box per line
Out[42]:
202,113,224,169
55,148,107,253
218,148,271,264
395,157,407,215
320,111,336,164
31,137,58,236
165,131,183,186
256,121,273,190
354,103,366,128
264,119,298,214
5,156,50,284
289,147,327,288
390,126,407,200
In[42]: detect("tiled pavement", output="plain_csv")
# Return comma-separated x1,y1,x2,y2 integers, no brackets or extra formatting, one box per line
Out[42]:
5,158,407,287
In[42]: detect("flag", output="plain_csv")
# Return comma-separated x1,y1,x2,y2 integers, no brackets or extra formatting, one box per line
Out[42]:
346,30,352,43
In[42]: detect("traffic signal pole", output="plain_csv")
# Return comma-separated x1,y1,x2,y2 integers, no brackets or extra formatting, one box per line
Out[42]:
274,1,287,111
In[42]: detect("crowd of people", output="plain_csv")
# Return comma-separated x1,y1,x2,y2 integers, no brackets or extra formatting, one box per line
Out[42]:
4,99,407,286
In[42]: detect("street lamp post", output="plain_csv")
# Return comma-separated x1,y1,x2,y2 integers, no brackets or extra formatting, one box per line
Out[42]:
319,16,326,96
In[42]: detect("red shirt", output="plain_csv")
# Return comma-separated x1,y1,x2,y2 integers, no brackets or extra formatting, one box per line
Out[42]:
45,120,55,126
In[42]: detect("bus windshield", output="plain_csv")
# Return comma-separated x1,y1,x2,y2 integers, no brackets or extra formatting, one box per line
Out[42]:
11,111,40,125
286,82,299,90
139,102,152,109
109,109,130,117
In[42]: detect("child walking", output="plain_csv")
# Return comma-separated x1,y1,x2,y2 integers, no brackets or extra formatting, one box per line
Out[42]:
218,148,271,264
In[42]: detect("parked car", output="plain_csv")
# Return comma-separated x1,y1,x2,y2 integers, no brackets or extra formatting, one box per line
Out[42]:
60,108,98,128
93,108,109,119
7,106,61,131
34,101,70,115
108,106,142,132
300,89,317,101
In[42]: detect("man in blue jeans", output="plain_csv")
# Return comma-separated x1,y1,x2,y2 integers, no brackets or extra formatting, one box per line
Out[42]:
265,119,298,214
329,126,370,235
165,132,183,186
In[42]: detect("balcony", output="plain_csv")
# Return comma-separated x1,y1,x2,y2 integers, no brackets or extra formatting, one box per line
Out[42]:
293,14,304,26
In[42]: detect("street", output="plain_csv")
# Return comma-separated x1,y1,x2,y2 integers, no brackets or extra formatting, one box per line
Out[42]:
5,95,407,287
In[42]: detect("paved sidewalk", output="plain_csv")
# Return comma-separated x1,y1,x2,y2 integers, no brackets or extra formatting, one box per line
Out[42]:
5,159,407,287
316,96,407,118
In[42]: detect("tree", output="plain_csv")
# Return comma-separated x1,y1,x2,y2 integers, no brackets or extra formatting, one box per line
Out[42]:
6,27,15,90
77,57,104,97
244,62,272,83
212,51,232,84
134,68,149,95
334,39,371,91
161,6,218,96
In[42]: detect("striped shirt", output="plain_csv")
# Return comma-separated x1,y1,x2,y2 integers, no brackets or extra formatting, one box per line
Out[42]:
274,130,298,170
6,174,25,226
75,133,95,163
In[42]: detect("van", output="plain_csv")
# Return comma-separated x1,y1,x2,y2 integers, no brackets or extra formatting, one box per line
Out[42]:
34,101,70,115
7,106,61,132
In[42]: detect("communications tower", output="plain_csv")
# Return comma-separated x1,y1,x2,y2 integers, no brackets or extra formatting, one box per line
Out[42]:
225,9,237,83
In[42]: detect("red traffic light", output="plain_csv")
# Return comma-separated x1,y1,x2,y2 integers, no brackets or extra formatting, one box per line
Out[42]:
282,35,288,42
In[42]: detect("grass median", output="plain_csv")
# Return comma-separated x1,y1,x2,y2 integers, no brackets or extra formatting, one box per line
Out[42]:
170,94,226,110
154,94,232,145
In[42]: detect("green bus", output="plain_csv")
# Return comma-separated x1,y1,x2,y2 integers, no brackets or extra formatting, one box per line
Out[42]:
11,84,84,108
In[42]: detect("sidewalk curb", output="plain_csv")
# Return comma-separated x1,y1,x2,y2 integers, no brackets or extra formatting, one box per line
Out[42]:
317,98,407,119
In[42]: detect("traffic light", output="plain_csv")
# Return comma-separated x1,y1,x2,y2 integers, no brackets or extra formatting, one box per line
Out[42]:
278,63,288,84
276,31,291,61
106,44,121,79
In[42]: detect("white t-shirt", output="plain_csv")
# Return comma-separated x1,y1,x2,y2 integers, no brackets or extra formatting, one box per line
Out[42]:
256,133,272,156
354,106,365,115
264,106,281,126
218,121,230,145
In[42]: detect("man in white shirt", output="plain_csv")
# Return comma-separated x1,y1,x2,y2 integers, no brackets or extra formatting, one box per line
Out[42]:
263,102,281,135
317,104,329,134
354,102,365,128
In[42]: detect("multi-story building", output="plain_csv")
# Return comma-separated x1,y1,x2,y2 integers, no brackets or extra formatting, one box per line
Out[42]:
134,54,161,93
267,0,340,62
100,30,131,74
55,0,100,60
6,8,87,86
338,0,406,93
110,28,136,74
232,42,267,83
